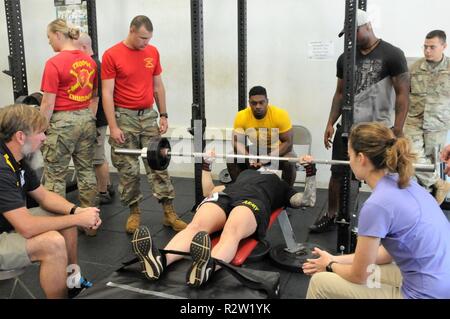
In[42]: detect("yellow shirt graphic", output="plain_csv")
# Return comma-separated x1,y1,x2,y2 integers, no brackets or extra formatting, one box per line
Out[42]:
233,105,292,150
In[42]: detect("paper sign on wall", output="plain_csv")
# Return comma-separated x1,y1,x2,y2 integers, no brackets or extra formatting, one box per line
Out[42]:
308,41,334,60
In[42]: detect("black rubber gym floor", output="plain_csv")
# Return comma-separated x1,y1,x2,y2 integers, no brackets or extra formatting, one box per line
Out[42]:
1,174,449,299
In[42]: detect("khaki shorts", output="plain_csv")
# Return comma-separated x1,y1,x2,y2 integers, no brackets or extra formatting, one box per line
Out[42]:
93,125,108,165
0,207,55,270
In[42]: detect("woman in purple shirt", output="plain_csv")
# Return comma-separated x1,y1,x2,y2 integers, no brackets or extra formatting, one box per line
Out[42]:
304,122,450,299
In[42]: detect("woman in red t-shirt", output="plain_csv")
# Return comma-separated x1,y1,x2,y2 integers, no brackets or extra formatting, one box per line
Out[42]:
40,19,99,236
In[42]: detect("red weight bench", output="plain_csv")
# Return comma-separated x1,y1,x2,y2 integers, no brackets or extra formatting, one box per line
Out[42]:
211,207,285,266
211,207,316,272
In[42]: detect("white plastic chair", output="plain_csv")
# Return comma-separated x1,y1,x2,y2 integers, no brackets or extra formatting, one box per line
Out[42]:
0,268,36,299
291,125,312,187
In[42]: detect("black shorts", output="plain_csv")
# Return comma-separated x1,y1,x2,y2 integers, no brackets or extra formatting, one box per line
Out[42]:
197,193,271,240
331,124,349,176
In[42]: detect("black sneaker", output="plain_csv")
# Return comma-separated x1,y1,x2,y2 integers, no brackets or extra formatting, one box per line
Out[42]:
186,231,215,287
98,192,113,205
67,276,93,299
309,215,336,233
132,226,165,280
107,184,116,197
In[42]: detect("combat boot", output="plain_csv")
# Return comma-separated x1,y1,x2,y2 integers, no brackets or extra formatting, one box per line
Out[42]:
126,203,141,234
84,228,97,237
162,200,187,232
434,179,450,205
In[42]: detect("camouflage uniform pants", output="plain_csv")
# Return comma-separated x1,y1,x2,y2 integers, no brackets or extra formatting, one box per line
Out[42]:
405,128,448,190
109,108,175,207
42,109,97,207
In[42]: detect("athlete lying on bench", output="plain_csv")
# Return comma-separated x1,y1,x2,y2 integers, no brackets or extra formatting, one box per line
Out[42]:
132,153,316,287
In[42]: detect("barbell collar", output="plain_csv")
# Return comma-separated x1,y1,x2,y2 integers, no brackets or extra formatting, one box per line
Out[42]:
115,147,148,158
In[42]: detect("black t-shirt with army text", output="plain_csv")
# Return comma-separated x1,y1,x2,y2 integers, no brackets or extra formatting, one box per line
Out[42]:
223,169,296,212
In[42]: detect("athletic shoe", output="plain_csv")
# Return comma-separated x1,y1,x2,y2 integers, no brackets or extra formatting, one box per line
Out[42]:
309,215,336,233
107,184,116,197
132,226,165,280
289,192,304,208
186,231,215,287
98,192,113,205
67,276,93,299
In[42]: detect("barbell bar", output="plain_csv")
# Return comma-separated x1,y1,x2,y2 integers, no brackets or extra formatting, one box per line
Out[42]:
114,137,437,173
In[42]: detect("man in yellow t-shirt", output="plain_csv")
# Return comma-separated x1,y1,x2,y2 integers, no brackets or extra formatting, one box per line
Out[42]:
227,86,297,186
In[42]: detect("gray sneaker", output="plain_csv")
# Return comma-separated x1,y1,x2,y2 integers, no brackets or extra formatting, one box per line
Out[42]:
289,192,304,208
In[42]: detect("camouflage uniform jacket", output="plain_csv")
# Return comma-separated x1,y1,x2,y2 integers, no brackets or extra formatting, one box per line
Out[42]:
407,56,450,131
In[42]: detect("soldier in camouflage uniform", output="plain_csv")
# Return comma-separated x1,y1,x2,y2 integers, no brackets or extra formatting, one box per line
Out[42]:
405,30,450,205
102,16,186,234
108,108,182,233
40,19,98,236
41,111,97,207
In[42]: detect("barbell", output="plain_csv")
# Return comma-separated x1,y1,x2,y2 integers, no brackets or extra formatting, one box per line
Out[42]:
114,137,437,173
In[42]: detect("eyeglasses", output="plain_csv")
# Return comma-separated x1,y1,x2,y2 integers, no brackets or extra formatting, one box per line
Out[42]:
249,99,267,106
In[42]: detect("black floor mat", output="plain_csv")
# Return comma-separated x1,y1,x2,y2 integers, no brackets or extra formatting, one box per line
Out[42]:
77,259,279,299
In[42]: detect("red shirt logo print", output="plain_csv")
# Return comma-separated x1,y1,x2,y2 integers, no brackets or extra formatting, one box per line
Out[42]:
144,57,154,69
67,60,95,102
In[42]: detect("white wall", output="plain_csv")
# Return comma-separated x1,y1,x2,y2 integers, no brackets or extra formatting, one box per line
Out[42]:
1,0,450,186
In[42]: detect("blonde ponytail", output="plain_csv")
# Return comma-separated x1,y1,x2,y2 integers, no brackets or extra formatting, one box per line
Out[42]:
67,26,80,40
48,18,80,40
385,137,416,188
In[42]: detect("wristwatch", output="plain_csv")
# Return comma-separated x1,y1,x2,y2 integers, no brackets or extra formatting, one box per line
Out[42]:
326,261,337,272
69,205,78,215
159,112,168,119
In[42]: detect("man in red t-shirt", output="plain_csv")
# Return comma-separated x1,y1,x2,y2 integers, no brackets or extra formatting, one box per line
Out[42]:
102,15,186,234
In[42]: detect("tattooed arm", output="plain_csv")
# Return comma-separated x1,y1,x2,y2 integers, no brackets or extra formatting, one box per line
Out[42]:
391,72,410,137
